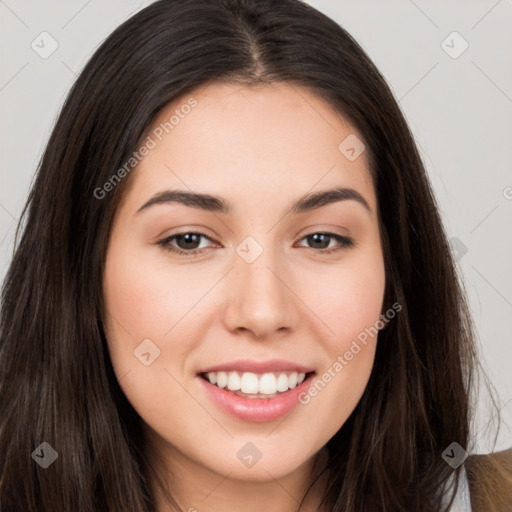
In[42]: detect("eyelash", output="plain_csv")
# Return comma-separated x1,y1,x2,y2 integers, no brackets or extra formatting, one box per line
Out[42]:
156,231,355,256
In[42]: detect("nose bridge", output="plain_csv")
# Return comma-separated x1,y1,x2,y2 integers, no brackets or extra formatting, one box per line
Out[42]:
236,236,288,307
222,235,298,336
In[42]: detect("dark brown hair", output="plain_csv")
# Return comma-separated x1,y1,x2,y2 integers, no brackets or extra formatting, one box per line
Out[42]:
0,0,510,510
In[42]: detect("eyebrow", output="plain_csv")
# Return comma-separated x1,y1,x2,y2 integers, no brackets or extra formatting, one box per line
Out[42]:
136,186,372,215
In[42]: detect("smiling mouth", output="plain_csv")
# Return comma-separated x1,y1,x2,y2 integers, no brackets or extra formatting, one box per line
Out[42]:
199,370,316,399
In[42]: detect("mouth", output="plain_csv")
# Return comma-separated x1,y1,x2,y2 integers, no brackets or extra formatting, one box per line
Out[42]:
196,369,317,423
198,370,316,399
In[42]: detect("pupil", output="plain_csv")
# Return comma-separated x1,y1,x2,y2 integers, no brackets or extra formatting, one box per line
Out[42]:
309,233,328,249
178,233,200,249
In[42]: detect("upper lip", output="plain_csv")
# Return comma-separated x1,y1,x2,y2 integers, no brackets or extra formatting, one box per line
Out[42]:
197,359,315,374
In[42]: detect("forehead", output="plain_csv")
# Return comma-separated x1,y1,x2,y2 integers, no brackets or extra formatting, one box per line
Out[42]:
123,81,376,213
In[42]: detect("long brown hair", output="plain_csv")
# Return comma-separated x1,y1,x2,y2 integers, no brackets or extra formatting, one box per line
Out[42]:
0,0,510,510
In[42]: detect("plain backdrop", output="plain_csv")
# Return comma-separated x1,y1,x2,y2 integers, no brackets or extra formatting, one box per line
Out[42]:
0,0,511,453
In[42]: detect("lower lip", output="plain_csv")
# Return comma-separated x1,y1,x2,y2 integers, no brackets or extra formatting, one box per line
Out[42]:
196,373,315,423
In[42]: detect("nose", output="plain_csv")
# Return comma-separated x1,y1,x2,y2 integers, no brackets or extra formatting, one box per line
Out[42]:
221,245,300,340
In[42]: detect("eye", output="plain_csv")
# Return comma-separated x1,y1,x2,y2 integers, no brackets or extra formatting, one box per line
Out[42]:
295,232,354,254
156,231,216,256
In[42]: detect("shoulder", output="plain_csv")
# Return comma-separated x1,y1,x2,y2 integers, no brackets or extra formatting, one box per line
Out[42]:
465,447,512,512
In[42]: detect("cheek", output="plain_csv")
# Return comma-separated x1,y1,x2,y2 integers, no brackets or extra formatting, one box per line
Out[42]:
294,252,385,433
303,253,386,347
103,245,214,341
102,245,208,435
102,243,200,393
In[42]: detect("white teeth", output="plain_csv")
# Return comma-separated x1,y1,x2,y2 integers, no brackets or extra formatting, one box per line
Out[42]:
227,371,241,391
216,371,227,389
259,373,277,394
240,372,259,394
276,373,289,392
204,370,310,395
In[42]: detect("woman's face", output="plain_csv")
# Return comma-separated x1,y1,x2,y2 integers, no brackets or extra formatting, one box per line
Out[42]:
103,81,385,483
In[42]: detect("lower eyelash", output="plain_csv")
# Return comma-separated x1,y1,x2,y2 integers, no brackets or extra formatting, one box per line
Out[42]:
157,232,354,256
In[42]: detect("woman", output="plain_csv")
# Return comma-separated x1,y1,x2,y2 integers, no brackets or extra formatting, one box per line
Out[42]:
0,0,510,510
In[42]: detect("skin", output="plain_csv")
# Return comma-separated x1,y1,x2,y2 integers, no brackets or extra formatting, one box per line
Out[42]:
103,81,386,512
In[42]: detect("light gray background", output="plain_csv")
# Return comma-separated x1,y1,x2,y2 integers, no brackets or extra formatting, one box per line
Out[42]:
0,0,511,453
